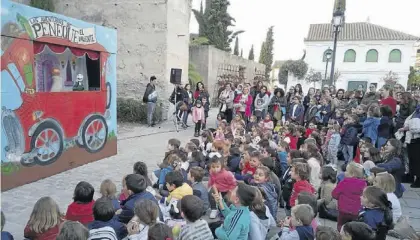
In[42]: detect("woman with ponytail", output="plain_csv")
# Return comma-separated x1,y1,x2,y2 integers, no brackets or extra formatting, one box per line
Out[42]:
359,186,394,240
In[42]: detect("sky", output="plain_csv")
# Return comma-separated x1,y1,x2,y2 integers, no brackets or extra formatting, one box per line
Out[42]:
189,0,420,61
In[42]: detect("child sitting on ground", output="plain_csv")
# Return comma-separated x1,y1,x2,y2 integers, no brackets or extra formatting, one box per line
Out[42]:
147,223,173,240
278,204,315,240
359,186,394,240
211,182,255,240
154,139,182,189
315,226,341,240
100,179,120,211
318,166,338,221
289,162,315,209
188,166,209,213
332,162,367,231
208,157,237,219
164,171,193,205
118,174,158,224
165,200,187,237
251,166,278,221
340,222,376,240
248,186,276,240
56,221,89,240
25,197,63,240
295,192,320,235
1,211,13,240
65,181,95,225
178,195,214,240
238,151,262,182
373,172,402,223
124,199,159,240
88,198,127,240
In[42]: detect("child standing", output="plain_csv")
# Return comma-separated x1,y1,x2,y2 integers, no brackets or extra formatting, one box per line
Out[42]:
327,124,341,166
65,181,95,225
260,114,274,132
332,162,367,231
289,162,316,208
248,187,276,240
178,195,213,240
187,167,210,212
208,157,237,219
359,186,394,240
340,115,359,163
24,197,63,240
192,100,206,137
251,166,278,220
201,97,210,129
277,141,290,175
212,182,254,240
362,105,381,146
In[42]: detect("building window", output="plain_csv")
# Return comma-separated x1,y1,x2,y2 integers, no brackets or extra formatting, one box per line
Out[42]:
389,49,402,63
366,49,378,62
344,49,356,62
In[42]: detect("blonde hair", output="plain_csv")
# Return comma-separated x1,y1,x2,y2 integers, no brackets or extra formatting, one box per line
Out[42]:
345,162,365,179
100,179,117,199
374,172,396,193
27,197,62,233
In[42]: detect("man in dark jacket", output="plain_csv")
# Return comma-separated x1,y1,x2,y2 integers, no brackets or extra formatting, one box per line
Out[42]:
170,84,190,128
143,76,157,127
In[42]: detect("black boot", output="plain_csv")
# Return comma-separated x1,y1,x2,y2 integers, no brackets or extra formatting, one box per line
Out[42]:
403,173,414,183
410,177,420,188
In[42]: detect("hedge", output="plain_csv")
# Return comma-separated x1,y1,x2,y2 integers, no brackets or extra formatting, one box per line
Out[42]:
117,98,163,123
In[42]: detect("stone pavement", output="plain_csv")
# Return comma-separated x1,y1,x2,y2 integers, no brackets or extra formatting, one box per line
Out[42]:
1,108,420,239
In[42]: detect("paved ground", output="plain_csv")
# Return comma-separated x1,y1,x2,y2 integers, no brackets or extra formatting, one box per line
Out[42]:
2,109,420,239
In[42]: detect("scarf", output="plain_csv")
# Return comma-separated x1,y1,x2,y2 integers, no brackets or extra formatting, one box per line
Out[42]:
258,92,265,98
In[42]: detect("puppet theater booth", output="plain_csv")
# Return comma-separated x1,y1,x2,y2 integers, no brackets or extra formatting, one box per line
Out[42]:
34,43,100,92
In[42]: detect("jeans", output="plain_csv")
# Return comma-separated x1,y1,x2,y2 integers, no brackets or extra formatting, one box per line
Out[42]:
195,120,202,133
182,110,188,125
342,144,354,163
147,102,156,125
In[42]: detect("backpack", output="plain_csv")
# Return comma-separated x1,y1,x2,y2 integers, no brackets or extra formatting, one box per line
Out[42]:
88,226,118,240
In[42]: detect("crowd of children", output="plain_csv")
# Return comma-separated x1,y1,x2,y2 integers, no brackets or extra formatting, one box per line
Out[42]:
3,83,420,240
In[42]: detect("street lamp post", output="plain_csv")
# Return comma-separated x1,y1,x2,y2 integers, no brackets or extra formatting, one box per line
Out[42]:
324,48,333,81
329,13,345,86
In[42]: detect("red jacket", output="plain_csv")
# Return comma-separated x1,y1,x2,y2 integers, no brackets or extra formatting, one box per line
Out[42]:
332,177,367,215
65,200,95,225
24,221,62,240
208,169,237,193
305,128,314,138
353,146,361,163
241,162,257,176
286,134,298,150
289,180,316,207
380,97,397,116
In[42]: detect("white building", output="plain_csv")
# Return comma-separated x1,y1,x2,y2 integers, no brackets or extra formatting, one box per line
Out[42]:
300,22,419,92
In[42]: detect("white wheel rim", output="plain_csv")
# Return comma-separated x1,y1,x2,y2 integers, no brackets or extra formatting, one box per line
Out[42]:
35,128,60,162
85,119,106,151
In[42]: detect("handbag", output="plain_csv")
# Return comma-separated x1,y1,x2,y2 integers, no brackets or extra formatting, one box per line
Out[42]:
273,108,282,120
220,103,227,113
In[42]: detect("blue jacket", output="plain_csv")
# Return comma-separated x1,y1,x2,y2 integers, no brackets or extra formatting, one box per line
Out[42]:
1,232,13,240
378,116,393,138
362,117,381,145
88,218,127,240
118,191,158,224
192,182,210,211
253,182,278,221
155,166,173,185
288,104,305,122
377,157,405,198
358,208,384,231
227,155,241,174
319,104,332,124
341,124,358,146
111,199,120,211
215,200,250,240
277,151,288,176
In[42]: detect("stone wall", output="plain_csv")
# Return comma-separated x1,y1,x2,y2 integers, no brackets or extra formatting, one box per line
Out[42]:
14,0,192,118
189,45,266,101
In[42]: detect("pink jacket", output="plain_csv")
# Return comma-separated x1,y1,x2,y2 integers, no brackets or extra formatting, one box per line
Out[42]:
192,106,205,123
208,169,237,193
332,177,367,215
234,94,253,117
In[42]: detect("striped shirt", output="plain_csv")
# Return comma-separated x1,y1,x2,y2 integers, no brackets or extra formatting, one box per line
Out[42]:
178,219,213,240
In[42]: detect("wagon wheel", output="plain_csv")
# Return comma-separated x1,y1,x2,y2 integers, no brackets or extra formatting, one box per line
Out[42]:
82,115,108,153
31,122,64,166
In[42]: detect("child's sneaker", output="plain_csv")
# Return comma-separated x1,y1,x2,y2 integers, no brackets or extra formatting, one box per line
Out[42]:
209,209,218,219
194,131,199,137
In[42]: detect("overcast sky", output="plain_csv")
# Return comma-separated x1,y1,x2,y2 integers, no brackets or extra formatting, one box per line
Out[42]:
189,0,420,61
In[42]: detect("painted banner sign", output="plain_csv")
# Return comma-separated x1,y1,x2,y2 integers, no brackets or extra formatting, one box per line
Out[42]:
20,15,97,44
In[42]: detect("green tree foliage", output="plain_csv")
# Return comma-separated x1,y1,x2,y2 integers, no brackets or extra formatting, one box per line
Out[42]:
193,0,244,51
198,1,205,36
248,45,255,60
278,60,309,88
30,0,54,12
190,37,210,46
408,66,420,87
305,69,323,87
259,42,266,63
233,37,239,55
188,63,202,86
261,26,274,80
